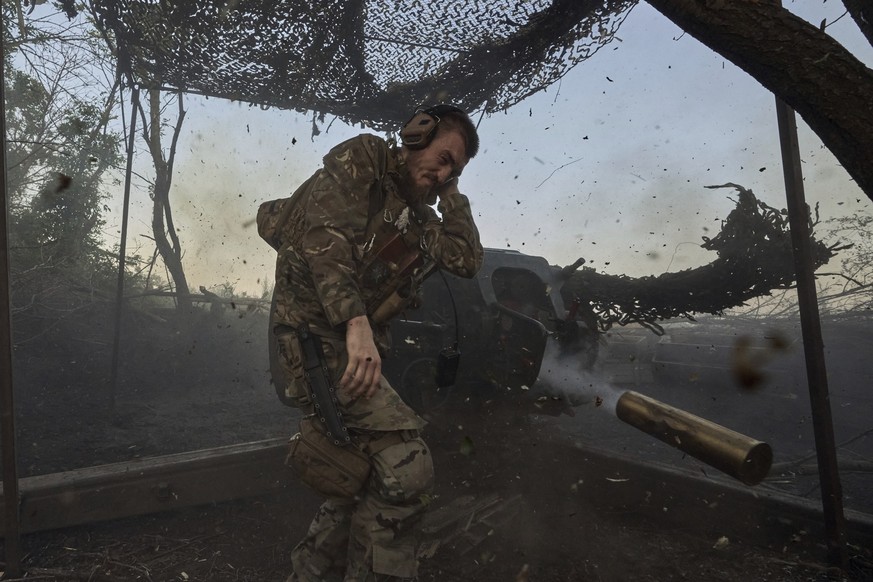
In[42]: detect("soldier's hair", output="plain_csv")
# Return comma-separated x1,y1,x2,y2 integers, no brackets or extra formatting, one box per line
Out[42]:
425,104,480,160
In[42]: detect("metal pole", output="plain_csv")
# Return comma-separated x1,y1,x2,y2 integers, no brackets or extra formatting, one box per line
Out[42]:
0,28,24,578
109,86,140,413
773,97,847,569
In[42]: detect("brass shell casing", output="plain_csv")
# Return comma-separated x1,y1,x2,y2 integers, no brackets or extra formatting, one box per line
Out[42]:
616,390,772,486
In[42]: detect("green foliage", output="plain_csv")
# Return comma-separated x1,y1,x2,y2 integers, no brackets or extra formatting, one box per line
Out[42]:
3,3,131,314
15,99,122,264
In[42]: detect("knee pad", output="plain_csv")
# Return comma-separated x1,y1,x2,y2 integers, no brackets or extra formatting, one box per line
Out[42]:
370,437,434,504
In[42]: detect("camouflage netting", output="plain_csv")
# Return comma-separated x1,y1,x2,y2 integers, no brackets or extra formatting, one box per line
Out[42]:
560,184,848,334
89,0,636,130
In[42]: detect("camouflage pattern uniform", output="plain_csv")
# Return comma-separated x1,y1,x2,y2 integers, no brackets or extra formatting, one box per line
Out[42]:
273,134,483,581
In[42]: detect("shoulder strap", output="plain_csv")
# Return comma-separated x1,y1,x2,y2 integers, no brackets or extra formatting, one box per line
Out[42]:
368,139,393,221
356,138,394,248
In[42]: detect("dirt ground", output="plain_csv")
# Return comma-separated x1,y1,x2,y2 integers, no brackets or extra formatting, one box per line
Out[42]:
5,304,873,581
9,406,873,582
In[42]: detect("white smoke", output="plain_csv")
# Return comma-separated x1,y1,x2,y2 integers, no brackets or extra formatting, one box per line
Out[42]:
533,341,624,415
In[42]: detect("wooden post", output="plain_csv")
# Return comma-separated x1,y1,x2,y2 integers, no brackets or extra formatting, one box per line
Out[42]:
773,97,847,569
0,29,23,578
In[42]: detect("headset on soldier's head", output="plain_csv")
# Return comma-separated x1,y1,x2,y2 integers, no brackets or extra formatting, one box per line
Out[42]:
400,104,466,150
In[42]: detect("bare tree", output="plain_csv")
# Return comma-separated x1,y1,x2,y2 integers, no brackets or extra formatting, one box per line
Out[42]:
816,213,873,313
135,88,193,311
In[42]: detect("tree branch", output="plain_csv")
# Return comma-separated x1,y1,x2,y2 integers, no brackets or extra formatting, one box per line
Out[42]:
645,0,873,203
164,91,187,258
841,0,873,47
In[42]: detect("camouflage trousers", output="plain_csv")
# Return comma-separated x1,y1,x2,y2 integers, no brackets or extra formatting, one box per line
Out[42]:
290,430,434,582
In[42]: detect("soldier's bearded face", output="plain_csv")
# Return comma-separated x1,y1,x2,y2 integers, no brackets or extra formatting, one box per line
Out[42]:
401,130,468,202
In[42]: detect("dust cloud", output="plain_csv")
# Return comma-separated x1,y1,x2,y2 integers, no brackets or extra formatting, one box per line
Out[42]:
534,342,624,416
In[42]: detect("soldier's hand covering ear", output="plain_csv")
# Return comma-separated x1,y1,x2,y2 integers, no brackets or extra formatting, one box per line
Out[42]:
340,315,381,399
435,177,460,200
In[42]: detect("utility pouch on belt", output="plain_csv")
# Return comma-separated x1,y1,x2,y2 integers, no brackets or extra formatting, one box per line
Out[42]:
286,417,371,499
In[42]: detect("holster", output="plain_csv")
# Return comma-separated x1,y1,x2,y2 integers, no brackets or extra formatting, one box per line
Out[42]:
360,207,437,324
296,324,351,446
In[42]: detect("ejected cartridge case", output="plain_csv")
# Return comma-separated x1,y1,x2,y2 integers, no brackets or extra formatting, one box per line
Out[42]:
615,390,772,485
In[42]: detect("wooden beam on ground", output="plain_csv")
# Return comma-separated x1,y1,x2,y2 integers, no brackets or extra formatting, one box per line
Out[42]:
0,438,290,536
1,436,871,554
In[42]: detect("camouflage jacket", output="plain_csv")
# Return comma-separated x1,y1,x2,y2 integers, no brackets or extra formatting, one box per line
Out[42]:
271,134,483,428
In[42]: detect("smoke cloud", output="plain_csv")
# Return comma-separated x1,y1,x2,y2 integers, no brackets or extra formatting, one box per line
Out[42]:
533,342,624,415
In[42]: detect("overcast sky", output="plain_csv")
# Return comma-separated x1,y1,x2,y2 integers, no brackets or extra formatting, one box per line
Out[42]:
103,2,873,297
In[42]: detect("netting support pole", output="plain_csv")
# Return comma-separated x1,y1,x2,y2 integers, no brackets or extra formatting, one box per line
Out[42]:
773,96,847,570
0,27,23,577
109,86,140,413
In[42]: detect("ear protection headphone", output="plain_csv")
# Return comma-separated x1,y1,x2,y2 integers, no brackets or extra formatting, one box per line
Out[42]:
399,104,466,150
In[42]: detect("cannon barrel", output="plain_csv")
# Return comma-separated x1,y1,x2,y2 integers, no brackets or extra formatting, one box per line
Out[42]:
615,390,772,486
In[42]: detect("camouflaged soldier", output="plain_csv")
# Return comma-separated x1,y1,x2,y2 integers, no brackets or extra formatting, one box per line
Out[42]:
270,105,483,582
